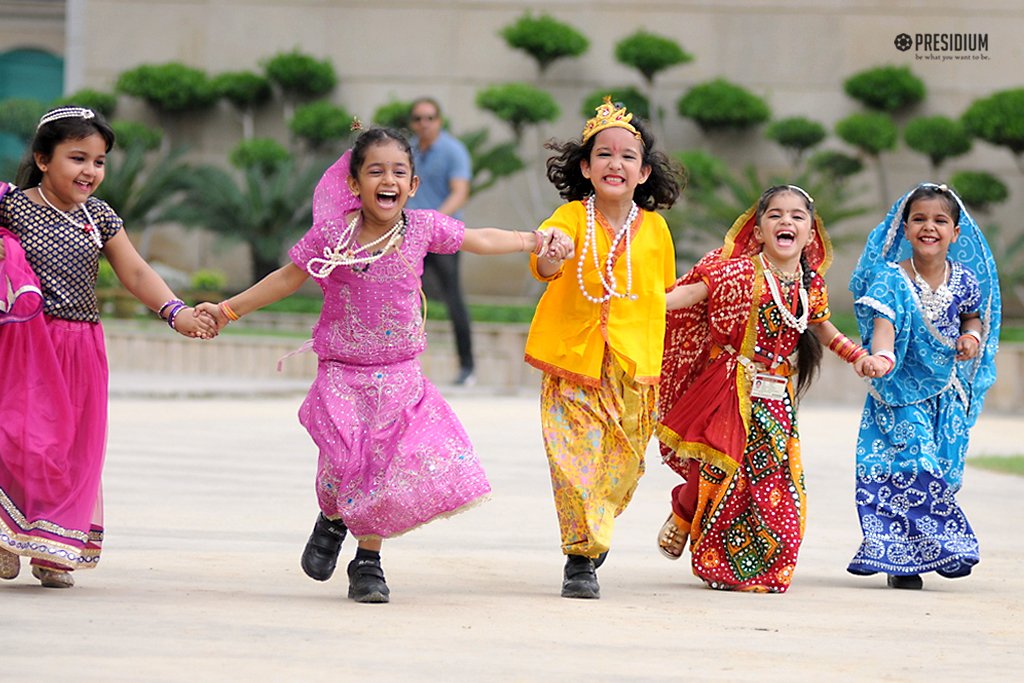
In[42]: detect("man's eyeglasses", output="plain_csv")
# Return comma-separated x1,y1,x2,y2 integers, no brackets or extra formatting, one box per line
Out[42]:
411,114,437,123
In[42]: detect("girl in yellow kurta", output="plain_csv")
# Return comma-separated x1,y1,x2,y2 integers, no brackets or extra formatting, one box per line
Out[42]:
524,97,682,599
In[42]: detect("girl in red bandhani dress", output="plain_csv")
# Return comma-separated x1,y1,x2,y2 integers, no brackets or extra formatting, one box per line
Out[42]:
655,185,883,593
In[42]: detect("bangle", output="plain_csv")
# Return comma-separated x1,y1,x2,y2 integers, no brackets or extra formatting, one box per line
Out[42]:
533,230,545,256
166,304,188,330
220,301,240,322
828,332,868,364
158,298,184,319
960,329,982,344
875,349,896,373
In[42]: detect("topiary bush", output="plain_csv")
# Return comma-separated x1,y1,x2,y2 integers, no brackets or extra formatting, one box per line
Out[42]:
903,115,972,171
229,138,291,173
614,30,693,85
111,121,163,151
677,79,771,132
0,98,48,143
949,170,1009,212
808,150,864,181
263,50,337,100
843,65,925,112
476,83,560,141
373,100,413,130
289,100,352,150
56,89,117,118
116,63,217,112
961,88,1024,169
835,112,898,155
499,13,589,73
212,71,272,109
580,87,650,122
765,116,827,166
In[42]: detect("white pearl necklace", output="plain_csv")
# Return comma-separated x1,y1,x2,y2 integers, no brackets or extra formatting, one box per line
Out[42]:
307,211,406,278
759,254,809,333
37,185,103,250
910,258,953,321
576,196,638,304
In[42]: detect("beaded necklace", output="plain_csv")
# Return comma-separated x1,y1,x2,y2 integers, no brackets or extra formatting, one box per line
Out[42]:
307,211,407,279
576,195,639,304
910,258,953,321
37,185,103,250
759,253,808,333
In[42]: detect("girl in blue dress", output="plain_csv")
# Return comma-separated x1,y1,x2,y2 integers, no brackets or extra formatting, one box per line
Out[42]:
847,183,1000,589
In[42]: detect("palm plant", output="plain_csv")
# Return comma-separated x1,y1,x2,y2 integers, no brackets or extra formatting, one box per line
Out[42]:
171,153,325,280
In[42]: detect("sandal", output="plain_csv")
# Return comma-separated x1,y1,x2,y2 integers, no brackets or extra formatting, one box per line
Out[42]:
657,514,688,560
0,546,20,580
31,565,74,588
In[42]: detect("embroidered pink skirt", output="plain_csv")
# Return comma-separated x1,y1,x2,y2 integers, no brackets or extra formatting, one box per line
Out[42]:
0,316,109,570
299,357,490,539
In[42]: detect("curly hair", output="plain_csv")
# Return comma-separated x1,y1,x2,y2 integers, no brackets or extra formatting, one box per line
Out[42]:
544,116,683,211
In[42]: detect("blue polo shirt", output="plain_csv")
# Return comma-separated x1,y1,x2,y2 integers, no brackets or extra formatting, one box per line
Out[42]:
409,130,472,220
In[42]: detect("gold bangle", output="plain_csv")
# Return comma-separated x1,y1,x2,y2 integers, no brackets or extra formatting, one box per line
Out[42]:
220,301,240,322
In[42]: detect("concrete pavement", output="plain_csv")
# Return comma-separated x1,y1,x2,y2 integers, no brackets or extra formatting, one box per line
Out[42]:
3,375,1023,682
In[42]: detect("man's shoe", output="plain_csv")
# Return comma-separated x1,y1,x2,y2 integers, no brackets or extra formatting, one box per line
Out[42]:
347,557,390,603
300,513,348,581
887,574,923,590
561,555,600,599
453,367,476,387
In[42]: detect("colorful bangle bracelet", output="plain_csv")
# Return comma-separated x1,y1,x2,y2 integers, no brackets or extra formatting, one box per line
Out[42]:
220,301,240,321
159,298,185,319
165,303,187,330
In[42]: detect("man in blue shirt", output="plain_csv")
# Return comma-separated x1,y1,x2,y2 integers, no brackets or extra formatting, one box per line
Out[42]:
408,97,475,386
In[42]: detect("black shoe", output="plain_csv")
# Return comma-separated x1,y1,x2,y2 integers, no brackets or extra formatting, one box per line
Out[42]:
561,555,600,599
300,513,347,581
347,557,390,603
887,574,923,590
593,551,609,570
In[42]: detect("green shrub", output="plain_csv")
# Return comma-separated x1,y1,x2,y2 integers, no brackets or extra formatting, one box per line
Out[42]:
843,65,925,112
56,89,117,118
674,150,726,192
264,50,336,99
614,30,693,84
476,83,560,140
111,121,163,152
290,101,352,149
580,87,650,121
677,79,771,132
500,13,588,73
373,100,413,130
835,113,898,155
949,170,1009,212
0,98,48,142
228,138,291,173
904,116,971,169
212,71,272,108
962,88,1024,155
116,63,217,112
765,117,827,164
189,269,228,292
808,150,864,180
96,258,118,288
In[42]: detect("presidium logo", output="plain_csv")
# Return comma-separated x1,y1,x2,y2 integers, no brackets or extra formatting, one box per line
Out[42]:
894,32,990,61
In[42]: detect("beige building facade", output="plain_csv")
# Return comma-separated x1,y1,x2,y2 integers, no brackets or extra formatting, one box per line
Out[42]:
2,1,1022,306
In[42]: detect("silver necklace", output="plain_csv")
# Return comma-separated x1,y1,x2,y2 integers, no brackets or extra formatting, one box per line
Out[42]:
37,185,102,250
760,254,808,333
307,211,406,278
910,258,952,321
576,196,638,304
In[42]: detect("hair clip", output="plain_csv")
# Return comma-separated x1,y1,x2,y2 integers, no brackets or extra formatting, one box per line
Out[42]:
787,184,815,204
37,107,96,130
350,116,363,132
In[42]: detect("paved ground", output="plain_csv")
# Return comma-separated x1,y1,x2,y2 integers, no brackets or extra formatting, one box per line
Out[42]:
4,375,1024,682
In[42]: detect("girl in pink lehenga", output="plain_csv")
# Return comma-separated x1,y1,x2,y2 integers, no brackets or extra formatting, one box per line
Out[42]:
198,126,572,603
0,107,215,589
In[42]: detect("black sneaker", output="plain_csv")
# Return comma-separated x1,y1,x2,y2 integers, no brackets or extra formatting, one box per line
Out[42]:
347,557,390,603
887,574,924,590
561,555,600,599
300,513,347,581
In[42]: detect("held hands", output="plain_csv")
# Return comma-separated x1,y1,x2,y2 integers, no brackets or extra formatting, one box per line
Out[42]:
535,228,575,263
854,353,894,379
195,301,230,332
172,306,219,339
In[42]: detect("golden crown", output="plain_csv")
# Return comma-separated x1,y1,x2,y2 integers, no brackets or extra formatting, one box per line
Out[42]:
581,96,641,143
